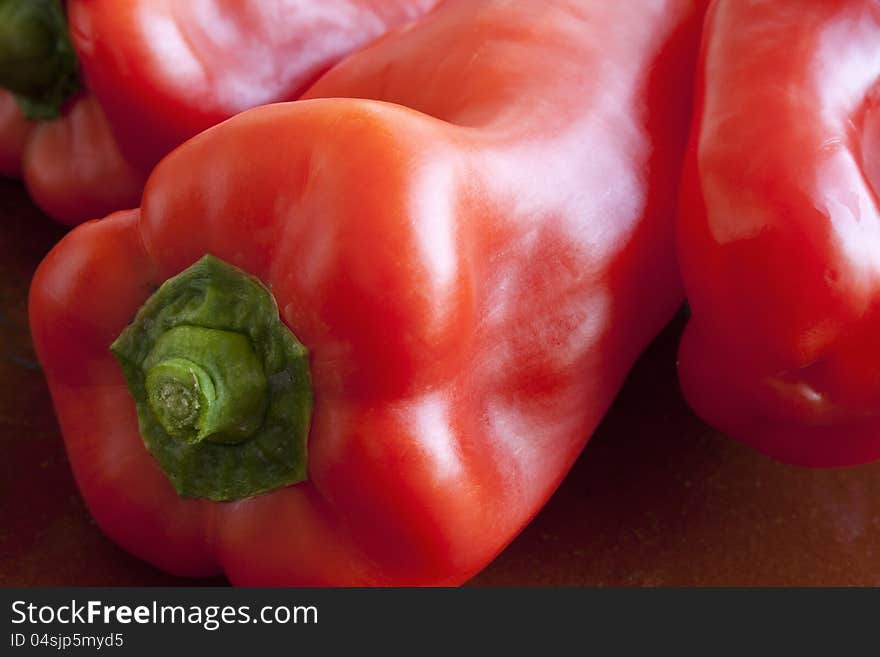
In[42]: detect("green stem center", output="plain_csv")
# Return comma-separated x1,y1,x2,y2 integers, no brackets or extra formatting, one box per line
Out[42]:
144,326,267,444
145,357,215,439
0,0,79,119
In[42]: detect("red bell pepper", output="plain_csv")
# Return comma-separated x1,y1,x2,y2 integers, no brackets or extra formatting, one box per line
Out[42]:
0,0,439,224
30,0,704,585
0,89,143,224
0,0,142,220
677,0,880,466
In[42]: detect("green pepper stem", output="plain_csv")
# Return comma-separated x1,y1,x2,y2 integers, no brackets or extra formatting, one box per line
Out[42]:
145,357,216,441
144,326,268,445
111,255,312,501
0,0,79,119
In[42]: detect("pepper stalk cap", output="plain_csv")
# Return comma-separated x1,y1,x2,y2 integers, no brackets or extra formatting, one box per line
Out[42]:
111,255,313,501
0,0,79,119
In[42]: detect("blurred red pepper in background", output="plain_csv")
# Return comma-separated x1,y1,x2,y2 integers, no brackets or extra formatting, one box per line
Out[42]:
0,88,142,224
0,0,440,224
677,0,880,466
0,89,32,177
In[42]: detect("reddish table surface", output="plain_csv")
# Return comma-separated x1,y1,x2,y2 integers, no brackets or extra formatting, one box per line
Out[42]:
2,178,879,587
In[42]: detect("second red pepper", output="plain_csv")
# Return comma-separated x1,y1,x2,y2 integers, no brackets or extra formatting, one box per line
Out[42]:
678,0,880,466
0,0,440,224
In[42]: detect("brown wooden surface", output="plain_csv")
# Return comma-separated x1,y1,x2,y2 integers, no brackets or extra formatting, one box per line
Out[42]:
2,177,879,586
